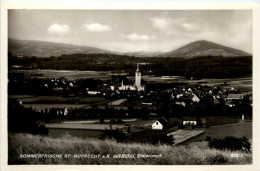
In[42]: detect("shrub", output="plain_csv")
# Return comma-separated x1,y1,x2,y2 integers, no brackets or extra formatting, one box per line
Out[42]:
208,154,228,164
208,136,251,152
99,130,126,143
205,136,211,141
126,130,174,145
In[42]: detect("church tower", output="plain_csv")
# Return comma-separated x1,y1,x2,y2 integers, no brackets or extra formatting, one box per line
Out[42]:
135,63,141,89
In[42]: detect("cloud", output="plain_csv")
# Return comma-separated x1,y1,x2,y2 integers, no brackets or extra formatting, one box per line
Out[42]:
84,23,111,32
149,17,199,35
48,24,71,36
149,17,172,31
123,33,156,41
181,23,200,32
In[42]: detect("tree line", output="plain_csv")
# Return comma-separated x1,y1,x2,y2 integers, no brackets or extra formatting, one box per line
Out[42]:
8,53,252,78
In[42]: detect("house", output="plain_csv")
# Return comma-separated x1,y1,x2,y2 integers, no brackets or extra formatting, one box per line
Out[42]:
183,120,197,126
225,100,236,107
175,94,200,106
213,98,220,105
227,94,243,100
152,117,169,130
175,101,186,107
188,94,200,102
87,91,101,95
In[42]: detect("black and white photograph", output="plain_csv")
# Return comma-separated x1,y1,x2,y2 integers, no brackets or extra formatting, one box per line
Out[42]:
1,1,260,169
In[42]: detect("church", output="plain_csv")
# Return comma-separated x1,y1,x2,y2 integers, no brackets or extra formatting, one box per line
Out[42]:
118,64,145,92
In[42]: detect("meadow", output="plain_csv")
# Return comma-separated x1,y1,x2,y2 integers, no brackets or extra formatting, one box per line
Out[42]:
14,69,252,92
8,133,252,165
184,120,252,144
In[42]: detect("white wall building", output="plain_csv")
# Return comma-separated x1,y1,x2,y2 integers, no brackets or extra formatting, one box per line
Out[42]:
152,120,164,130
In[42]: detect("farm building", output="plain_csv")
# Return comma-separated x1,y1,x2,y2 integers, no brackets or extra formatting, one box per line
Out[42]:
225,100,236,107
226,94,243,100
183,120,197,126
152,117,169,130
87,91,101,95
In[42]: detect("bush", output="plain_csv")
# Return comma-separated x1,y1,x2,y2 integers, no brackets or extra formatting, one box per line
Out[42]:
99,130,126,143
208,136,251,152
126,130,174,145
207,154,228,164
205,136,211,141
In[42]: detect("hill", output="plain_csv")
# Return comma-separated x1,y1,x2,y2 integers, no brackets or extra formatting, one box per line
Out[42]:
8,133,252,164
8,39,113,57
160,40,251,58
9,39,252,58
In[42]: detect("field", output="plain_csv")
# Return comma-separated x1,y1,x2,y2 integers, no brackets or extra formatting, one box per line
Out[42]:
10,96,110,105
45,123,125,130
48,129,104,139
10,96,111,111
185,120,252,144
8,133,252,165
13,69,252,92
168,130,205,145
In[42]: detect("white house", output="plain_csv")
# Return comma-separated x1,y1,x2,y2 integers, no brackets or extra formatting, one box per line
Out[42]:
87,91,101,95
183,121,197,126
189,94,200,102
152,118,169,130
152,121,163,130
226,94,243,100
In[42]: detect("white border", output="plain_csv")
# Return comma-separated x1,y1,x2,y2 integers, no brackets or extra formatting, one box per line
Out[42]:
1,1,260,171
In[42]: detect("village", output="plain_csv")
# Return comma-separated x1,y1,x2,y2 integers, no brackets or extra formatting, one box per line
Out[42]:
8,64,252,145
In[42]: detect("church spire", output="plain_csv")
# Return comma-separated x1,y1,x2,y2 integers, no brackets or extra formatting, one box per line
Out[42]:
136,63,140,72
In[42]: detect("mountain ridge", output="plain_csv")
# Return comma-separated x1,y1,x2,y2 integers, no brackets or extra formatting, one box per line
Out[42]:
8,38,252,58
160,40,251,58
8,38,114,57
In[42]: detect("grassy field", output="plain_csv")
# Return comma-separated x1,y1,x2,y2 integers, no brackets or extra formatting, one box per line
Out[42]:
185,120,252,144
14,96,110,105
167,130,205,145
45,123,125,130
9,133,252,165
48,128,104,139
15,70,252,91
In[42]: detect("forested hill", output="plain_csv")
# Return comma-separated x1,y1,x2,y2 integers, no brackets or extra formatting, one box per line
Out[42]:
9,53,252,79
160,40,251,58
8,39,113,57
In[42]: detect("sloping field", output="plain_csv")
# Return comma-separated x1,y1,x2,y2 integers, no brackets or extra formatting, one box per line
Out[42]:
186,120,252,144
8,133,252,164
167,130,205,145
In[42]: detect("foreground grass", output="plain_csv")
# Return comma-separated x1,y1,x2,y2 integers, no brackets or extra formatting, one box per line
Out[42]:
8,133,252,165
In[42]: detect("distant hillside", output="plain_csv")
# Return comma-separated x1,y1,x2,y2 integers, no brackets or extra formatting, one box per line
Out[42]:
8,39,252,58
160,40,251,58
123,51,163,57
8,39,113,57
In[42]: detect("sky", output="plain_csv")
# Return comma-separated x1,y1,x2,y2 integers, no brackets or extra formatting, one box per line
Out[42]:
8,10,252,53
